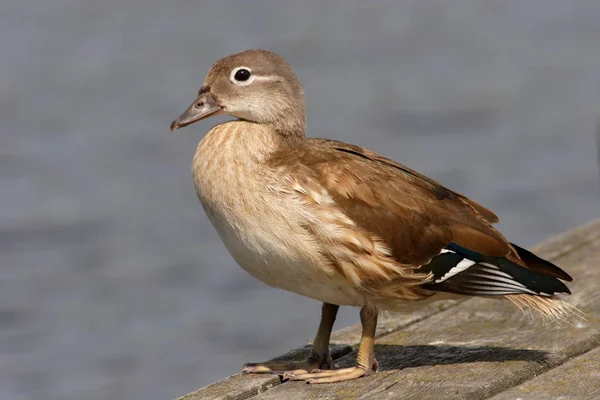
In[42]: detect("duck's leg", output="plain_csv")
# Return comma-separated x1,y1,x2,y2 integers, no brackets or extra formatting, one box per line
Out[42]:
285,306,379,384
242,302,339,375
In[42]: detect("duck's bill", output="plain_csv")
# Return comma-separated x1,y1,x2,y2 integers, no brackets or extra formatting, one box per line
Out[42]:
170,92,222,131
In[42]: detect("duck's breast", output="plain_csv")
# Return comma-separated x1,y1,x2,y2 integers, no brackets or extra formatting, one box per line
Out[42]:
191,122,362,306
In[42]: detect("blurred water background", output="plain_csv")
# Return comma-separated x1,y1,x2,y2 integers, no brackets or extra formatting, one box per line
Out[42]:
2,1,600,399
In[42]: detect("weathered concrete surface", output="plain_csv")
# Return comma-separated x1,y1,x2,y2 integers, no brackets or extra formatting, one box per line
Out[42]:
179,220,600,400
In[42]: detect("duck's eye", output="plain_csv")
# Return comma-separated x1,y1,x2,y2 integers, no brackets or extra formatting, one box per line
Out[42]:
234,68,251,82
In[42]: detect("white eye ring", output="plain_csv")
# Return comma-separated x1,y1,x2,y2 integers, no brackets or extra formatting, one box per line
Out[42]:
230,66,255,86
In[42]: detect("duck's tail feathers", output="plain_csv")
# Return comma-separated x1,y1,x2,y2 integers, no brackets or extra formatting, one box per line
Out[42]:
505,294,584,321
510,242,573,281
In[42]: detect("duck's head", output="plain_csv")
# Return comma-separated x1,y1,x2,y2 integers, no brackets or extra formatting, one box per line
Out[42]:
170,49,306,135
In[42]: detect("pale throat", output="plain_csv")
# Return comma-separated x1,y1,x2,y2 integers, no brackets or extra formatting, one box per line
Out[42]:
193,120,301,175
191,120,299,232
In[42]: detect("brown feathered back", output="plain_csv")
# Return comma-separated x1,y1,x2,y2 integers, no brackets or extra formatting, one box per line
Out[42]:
269,138,515,269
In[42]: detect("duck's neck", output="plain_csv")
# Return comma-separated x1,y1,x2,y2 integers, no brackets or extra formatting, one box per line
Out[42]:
247,121,305,156
269,112,306,141
196,120,303,168
192,120,304,220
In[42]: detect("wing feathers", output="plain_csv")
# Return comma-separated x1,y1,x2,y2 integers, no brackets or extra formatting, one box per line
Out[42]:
450,224,510,257
267,139,572,305
329,142,499,223
421,246,571,297
510,243,573,281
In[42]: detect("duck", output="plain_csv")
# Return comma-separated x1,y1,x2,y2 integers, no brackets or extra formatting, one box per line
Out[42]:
170,49,574,384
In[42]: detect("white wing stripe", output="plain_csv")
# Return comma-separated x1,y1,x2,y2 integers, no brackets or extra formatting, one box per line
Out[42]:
467,273,529,291
479,264,514,279
434,258,476,283
445,287,519,296
462,280,538,295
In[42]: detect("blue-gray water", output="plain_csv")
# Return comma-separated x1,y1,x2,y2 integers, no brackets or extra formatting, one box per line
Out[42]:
2,1,600,399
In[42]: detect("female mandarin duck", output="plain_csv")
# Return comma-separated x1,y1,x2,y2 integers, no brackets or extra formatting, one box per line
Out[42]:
170,49,574,384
